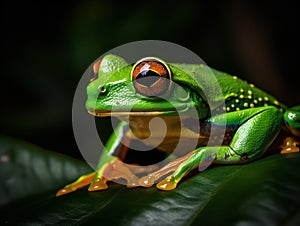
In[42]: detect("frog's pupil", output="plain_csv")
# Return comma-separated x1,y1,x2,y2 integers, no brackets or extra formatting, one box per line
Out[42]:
136,70,160,87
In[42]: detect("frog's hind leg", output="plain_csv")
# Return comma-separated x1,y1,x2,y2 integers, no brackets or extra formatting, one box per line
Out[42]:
156,147,232,190
141,106,283,190
56,172,96,197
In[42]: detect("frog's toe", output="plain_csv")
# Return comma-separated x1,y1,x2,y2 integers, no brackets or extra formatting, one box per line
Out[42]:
56,187,75,197
138,174,156,187
126,175,140,188
280,137,300,154
156,177,177,191
88,178,108,191
56,172,96,197
281,146,299,154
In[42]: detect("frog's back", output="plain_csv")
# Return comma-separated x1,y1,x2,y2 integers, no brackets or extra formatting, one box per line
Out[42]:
210,68,286,113
171,63,286,113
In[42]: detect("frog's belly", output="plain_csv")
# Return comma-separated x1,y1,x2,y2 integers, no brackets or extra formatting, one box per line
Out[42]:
125,115,231,155
127,126,209,155
145,136,209,154
125,115,208,155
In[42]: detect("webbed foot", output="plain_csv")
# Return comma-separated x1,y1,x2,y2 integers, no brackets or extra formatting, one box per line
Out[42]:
100,159,141,188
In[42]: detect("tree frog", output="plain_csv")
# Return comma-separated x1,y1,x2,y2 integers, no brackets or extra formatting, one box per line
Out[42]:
56,54,300,196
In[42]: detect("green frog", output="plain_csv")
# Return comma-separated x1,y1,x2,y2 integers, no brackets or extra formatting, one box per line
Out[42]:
57,54,300,196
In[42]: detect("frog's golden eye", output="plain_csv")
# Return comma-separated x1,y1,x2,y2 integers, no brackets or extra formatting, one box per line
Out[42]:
90,59,102,82
131,57,172,96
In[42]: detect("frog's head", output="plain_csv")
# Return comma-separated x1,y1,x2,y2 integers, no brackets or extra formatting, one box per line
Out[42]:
86,54,209,118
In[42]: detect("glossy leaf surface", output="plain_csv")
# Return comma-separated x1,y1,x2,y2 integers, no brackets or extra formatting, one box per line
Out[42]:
1,136,300,225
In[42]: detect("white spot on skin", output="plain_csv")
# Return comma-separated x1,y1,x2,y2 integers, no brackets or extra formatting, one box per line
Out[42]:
240,89,244,93
274,100,279,105
258,97,263,102
231,104,235,108
248,90,252,95
240,95,244,99
264,97,269,101
250,103,254,108
235,99,240,103
232,76,237,79
250,84,255,87
254,99,258,104
226,107,230,112
244,103,249,108
236,107,240,111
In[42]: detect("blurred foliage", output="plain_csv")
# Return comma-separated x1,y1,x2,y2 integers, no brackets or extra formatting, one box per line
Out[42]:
1,0,299,158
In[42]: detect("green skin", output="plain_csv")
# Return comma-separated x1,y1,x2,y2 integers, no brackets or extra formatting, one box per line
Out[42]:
57,54,300,195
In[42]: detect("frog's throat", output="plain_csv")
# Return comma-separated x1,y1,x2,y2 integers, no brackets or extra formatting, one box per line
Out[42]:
87,110,178,117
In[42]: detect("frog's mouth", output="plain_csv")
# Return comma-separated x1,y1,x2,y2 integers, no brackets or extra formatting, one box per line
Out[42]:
87,109,183,117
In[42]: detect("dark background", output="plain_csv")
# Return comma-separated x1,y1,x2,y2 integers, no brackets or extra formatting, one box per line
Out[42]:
1,0,299,159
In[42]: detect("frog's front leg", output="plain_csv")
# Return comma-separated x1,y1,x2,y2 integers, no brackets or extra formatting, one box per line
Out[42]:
56,122,128,196
56,122,154,196
140,106,283,190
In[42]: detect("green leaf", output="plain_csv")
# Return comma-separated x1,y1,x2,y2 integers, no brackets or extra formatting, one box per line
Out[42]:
1,136,300,225
0,136,91,206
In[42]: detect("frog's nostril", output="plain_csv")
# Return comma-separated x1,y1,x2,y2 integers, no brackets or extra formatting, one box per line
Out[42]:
99,85,106,93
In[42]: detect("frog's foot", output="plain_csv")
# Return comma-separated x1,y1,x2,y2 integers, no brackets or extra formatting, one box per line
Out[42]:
88,178,108,191
140,146,238,190
88,159,141,191
280,137,300,154
138,151,195,188
156,176,178,190
56,172,96,197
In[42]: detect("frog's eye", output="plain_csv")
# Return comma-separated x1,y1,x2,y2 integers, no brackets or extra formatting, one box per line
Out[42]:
131,57,172,96
90,59,102,82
